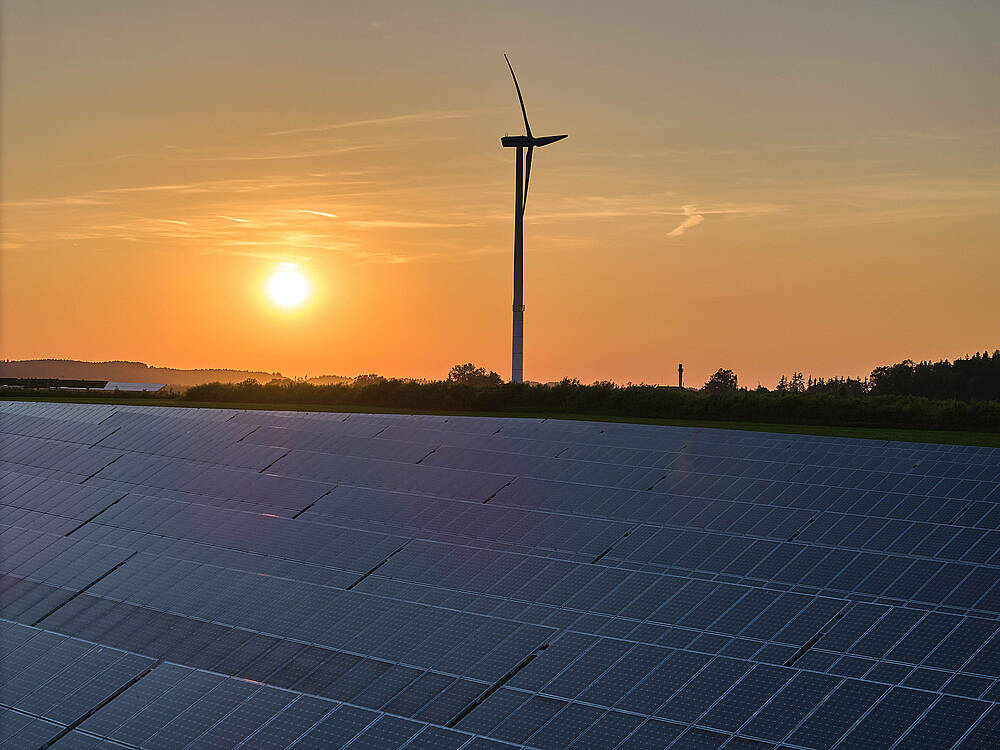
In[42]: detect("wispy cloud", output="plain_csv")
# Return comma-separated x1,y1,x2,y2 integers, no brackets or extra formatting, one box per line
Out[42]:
1,195,108,208
0,176,354,211
188,144,383,163
509,194,782,226
266,110,488,137
585,147,749,160
663,202,785,238
345,220,475,230
667,205,704,237
286,209,338,218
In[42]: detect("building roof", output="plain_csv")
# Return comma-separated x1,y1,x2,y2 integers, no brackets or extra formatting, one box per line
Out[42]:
100,381,166,391
0,378,165,392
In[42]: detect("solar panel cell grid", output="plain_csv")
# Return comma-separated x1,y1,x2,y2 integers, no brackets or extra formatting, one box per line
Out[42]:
2,400,999,748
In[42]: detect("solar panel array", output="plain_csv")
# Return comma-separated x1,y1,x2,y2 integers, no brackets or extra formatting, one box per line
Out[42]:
1,399,999,750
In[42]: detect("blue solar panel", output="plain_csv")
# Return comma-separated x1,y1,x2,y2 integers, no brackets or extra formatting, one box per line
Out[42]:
1,399,998,748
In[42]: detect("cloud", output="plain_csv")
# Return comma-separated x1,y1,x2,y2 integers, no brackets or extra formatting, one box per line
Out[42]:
189,144,383,163
1,196,108,208
287,209,338,218
0,176,346,210
667,205,704,237
345,220,475,229
266,110,487,137
663,202,784,237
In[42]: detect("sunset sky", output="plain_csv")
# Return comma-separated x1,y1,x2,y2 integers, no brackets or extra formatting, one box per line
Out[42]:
3,1,998,387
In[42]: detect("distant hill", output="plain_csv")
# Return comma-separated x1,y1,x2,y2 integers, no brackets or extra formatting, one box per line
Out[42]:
306,374,353,386
0,359,286,389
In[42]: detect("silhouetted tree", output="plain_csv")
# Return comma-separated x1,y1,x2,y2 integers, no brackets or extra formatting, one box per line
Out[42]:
807,376,869,397
353,373,386,387
447,363,503,387
870,352,1000,401
179,349,1000,432
704,368,738,393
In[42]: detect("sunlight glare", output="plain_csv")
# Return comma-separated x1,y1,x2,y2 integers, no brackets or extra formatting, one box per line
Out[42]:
267,264,310,309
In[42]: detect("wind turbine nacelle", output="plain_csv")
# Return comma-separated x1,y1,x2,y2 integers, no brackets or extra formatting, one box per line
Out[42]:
502,135,534,147
501,135,568,148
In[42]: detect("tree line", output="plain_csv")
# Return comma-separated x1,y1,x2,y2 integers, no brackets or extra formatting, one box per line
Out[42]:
705,350,1000,402
869,351,1000,401
8,354,997,432
175,356,1000,432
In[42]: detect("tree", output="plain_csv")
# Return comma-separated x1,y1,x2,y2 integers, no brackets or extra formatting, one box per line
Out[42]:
789,372,806,394
703,368,738,393
353,373,386,387
870,360,916,396
447,363,503,387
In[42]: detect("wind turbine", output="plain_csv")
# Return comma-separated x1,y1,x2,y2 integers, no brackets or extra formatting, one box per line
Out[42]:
501,54,567,384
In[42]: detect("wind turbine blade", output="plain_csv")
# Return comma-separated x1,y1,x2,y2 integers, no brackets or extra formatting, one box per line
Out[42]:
504,54,532,138
533,134,568,147
523,145,533,210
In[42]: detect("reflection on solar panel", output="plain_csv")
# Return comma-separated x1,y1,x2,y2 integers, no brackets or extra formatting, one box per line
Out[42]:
1,400,999,749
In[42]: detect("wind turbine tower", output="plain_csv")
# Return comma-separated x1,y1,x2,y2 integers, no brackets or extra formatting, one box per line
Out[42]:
501,55,567,383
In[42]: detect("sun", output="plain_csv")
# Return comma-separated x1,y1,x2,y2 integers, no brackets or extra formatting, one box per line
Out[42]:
266,264,310,309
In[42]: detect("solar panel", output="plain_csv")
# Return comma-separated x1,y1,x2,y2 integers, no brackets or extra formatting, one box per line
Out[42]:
1,399,998,748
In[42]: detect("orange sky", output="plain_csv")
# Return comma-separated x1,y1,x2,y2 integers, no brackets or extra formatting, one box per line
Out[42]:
2,1,998,387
